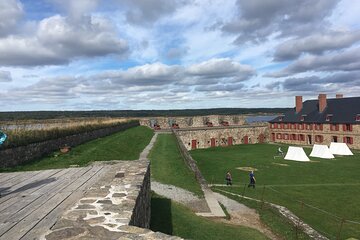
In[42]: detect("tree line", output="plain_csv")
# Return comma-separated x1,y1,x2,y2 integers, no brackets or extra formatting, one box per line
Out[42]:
0,108,291,121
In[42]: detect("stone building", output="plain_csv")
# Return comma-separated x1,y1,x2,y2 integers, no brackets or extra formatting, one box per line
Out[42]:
139,115,246,129
176,125,268,150
269,94,360,149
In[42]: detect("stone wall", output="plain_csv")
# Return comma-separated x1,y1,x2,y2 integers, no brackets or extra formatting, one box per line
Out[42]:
0,121,139,168
44,160,182,240
176,125,268,150
269,123,360,149
139,115,246,129
129,162,151,228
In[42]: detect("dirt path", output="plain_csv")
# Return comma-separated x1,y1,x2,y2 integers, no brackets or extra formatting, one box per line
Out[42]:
213,192,281,240
152,181,281,240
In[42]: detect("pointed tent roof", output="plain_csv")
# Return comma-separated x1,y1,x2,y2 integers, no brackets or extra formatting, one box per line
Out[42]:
329,142,353,155
310,144,335,159
284,146,310,162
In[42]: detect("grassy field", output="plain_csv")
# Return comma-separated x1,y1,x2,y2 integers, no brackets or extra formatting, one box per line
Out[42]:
151,193,270,240
191,144,360,239
0,126,154,171
149,134,203,196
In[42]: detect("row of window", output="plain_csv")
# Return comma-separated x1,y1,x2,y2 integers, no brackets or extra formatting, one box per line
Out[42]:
278,115,360,122
272,133,354,144
270,123,353,131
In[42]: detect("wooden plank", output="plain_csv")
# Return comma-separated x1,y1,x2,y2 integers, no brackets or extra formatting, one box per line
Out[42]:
0,168,91,222
0,170,60,205
0,170,88,236
0,168,74,213
0,171,42,194
0,166,104,239
0,172,23,183
21,166,111,240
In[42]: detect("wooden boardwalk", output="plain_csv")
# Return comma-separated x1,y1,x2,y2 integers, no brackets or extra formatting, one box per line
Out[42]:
0,165,111,240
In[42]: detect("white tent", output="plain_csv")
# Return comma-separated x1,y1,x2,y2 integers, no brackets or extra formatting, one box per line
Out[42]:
284,146,310,162
329,142,353,156
310,144,335,159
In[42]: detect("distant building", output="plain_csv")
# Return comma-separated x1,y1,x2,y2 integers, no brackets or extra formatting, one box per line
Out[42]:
269,94,360,149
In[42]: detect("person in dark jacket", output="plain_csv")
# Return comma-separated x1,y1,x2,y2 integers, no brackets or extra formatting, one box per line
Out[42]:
248,170,256,188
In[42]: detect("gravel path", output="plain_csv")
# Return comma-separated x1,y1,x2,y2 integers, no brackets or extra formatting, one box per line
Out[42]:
151,181,210,212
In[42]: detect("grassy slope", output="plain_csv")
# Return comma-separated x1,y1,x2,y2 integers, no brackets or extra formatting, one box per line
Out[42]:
191,144,360,239
151,193,269,240
149,134,203,197
1,126,154,171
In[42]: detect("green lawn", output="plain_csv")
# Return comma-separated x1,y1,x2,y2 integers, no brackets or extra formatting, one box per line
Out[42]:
151,193,270,240
149,134,203,196
1,126,154,171
191,144,360,239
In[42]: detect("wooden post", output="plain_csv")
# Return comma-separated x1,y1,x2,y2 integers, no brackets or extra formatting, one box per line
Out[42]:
337,218,345,240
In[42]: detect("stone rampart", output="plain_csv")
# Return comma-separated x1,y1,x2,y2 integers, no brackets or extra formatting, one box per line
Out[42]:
139,115,246,129
0,121,139,168
176,125,268,150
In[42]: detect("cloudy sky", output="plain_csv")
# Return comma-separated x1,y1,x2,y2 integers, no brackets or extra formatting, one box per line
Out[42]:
0,0,359,111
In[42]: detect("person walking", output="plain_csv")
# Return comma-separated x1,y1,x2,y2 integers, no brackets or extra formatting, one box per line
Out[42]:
248,170,256,188
225,171,232,186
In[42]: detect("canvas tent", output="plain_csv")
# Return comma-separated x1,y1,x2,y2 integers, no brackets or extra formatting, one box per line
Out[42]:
310,144,335,159
329,142,353,156
284,146,310,162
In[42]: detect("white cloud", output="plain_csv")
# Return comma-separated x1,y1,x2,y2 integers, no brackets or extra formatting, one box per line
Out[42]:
0,0,23,37
186,58,255,81
266,47,360,77
0,15,128,66
274,31,360,61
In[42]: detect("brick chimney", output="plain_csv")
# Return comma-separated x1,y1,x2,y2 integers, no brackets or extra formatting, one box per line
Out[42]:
336,94,343,99
295,96,303,113
318,94,327,112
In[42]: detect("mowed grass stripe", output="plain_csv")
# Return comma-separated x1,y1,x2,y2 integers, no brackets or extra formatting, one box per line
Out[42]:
149,134,203,197
1,126,154,172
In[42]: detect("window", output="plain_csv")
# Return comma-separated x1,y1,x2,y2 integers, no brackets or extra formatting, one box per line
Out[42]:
276,133,282,139
315,124,323,131
283,133,289,140
330,124,339,131
298,134,305,141
343,124,352,132
306,124,313,130
343,136,353,144
326,114,333,122
315,135,323,143
291,123,297,129
291,134,297,140
332,136,338,142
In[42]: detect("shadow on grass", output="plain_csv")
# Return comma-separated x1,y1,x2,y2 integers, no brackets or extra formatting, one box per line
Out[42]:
150,194,173,235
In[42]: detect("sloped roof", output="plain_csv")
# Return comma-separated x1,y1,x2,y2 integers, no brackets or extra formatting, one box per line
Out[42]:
269,97,360,124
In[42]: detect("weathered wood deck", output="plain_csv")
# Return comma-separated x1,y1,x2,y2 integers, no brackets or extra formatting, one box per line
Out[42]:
0,165,111,240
